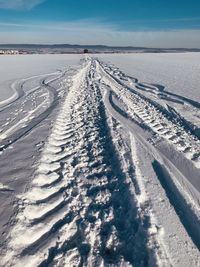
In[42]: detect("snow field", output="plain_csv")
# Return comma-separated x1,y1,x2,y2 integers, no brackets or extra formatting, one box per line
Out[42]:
1,55,200,267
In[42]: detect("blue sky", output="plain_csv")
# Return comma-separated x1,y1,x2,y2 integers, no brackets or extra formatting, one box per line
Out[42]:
0,0,200,47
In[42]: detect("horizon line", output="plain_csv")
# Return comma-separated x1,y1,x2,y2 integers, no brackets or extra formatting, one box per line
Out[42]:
0,43,200,50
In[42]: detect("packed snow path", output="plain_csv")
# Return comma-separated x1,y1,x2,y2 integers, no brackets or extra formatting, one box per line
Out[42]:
1,58,200,267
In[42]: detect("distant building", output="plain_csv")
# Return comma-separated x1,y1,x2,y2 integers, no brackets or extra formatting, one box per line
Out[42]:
0,50,19,55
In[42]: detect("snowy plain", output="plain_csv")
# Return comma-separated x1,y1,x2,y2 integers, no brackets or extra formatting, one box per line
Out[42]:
98,52,200,101
0,53,199,267
0,54,82,103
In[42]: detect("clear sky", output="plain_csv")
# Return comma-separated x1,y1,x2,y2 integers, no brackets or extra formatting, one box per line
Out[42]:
0,0,200,48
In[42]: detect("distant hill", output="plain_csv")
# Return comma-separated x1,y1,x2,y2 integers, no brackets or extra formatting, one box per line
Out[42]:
0,44,200,53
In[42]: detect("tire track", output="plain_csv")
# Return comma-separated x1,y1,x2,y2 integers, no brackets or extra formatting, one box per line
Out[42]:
3,57,200,267
100,63,200,266
2,59,152,267
0,69,72,153
98,61,200,169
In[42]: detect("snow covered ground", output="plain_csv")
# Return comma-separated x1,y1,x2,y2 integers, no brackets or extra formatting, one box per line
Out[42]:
0,54,82,105
97,53,200,102
0,54,200,267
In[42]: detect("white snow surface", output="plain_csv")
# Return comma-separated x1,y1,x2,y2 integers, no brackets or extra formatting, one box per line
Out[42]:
97,52,200,102
0,54,82,102
0,55,200,267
